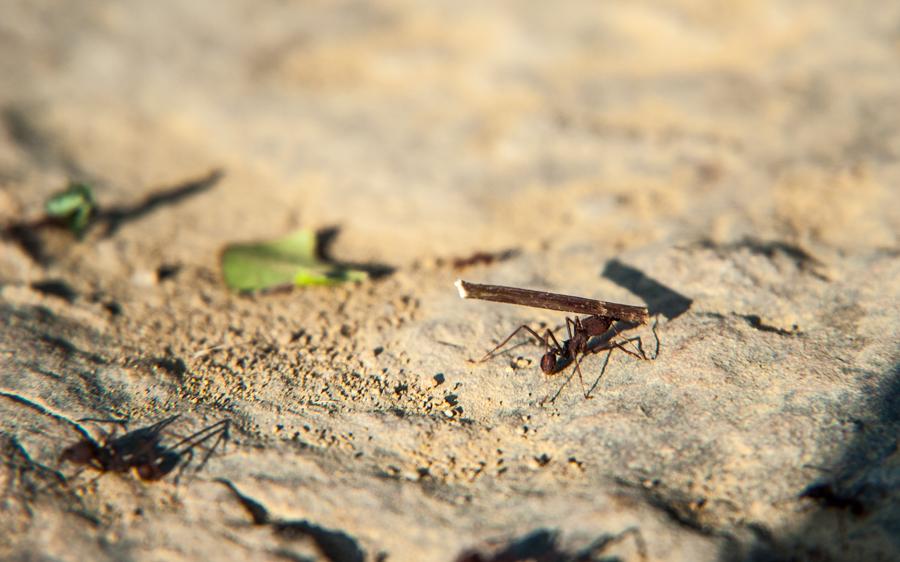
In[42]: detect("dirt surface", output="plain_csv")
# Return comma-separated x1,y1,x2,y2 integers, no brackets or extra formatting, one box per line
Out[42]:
1,1,899,561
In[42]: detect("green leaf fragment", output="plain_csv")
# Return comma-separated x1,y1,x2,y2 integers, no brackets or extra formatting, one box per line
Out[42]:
45,182,96,235
221,229,368,291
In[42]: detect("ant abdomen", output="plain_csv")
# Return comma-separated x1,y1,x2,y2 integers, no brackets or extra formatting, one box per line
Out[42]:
137,451,181,481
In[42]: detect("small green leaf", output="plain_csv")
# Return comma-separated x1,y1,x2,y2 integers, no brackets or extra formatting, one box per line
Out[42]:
45,182,96,235
221,229,368,291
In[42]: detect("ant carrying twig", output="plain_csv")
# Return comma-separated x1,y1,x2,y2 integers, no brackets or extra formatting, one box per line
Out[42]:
457,280,659,402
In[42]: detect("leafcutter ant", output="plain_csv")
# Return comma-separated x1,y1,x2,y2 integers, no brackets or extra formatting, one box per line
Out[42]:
60,415,230,482
457,280,658,401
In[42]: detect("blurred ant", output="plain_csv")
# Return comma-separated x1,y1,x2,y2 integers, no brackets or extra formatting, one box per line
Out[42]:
60,415,230,482
0,392,229,485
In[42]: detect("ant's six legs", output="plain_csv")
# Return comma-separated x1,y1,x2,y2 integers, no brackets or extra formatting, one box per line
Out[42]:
148,419,231,484
476,324,561,363
543,353,591,405
603,315,661,362
565,317,577,339
581,336,651,398
553,321,661,402
543,326,565,357
471,313,661,403
173,420,230,472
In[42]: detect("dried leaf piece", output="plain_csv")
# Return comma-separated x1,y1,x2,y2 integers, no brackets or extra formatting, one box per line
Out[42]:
221,229,368,291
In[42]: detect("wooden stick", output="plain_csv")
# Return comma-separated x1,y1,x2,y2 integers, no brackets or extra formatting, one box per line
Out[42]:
455,279,648,325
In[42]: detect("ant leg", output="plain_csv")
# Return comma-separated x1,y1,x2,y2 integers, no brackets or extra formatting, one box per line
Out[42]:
608,323,648,360
169,425,229,486
574,355,590,399
140,415,182,438
584,337,645,395
96,427,119,448
186,421,230,476
476,325,551,363
590,338,645,397
167,420,225,452
585,347,615,397
37,465,95,498
541,368,578,406
77,417,129,445
541,353,589,404
612,337,646,360
68,469,108,494
542,327,566,355
140,420,230,486
172,449,193,486
609,316,661,361
170,420,230,478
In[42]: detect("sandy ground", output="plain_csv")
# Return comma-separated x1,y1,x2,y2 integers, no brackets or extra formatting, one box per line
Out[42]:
1,1,899,561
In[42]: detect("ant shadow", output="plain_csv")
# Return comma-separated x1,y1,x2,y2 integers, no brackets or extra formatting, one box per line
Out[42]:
0,433,94,523
456,527,647,562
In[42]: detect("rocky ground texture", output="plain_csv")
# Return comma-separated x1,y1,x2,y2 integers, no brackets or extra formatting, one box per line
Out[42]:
0,1,898,561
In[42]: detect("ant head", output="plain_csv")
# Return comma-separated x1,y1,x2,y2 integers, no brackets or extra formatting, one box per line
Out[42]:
59,439,99,465
540,351,558,374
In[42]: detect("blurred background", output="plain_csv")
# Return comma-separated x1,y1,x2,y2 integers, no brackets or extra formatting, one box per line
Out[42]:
2,0,897,273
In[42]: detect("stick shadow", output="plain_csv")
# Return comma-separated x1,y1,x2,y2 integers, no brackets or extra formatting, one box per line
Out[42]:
602,259,692,320
316,226,395,280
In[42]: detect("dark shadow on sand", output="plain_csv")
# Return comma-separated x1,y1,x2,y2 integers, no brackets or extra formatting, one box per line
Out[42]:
2,170,222,264
97,169,222,237
602,259,692,320
316,226,395,280
455,527,647,562
218,479,366,562
725,362,900,561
